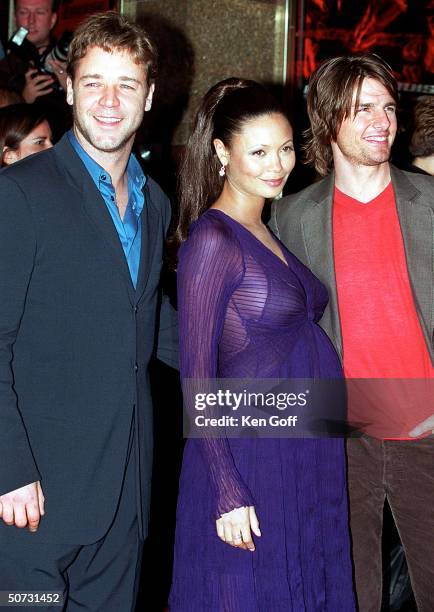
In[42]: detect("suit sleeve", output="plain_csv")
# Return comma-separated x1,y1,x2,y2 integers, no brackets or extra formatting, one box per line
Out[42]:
156,294,179,370
0,175,40,495
151,183,179,369
268,200,281,238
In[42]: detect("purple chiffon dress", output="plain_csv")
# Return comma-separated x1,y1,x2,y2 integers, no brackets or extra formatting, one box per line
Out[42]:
169,209,355,611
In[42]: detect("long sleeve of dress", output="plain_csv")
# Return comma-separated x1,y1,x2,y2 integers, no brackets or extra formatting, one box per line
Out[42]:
177,214,255,517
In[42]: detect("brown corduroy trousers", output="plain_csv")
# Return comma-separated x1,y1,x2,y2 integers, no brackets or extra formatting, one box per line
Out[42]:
346,435,434,612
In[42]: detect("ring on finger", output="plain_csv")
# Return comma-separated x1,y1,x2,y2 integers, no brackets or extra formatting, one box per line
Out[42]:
233,533,243,542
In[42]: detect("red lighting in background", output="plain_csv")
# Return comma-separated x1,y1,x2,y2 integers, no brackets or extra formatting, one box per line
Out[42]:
300,0,433,87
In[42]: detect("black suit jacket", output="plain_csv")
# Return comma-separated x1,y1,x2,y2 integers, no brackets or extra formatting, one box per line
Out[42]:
0,135,177,544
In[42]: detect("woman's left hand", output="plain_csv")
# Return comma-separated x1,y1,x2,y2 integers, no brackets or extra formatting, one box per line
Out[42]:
216,505,261,551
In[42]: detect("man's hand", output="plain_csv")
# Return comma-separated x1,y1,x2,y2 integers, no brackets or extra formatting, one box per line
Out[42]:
45,58,68,91
409,414,434,438
22,68,54,103
0,481,45,532
216,505,261,551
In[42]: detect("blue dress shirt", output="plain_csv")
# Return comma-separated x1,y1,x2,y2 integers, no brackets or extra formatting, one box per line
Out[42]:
68,130,146,288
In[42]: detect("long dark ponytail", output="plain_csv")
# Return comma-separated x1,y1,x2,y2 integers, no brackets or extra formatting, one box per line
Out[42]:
172,77,285,251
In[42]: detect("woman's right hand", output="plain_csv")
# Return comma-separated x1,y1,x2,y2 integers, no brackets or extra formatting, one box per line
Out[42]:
216,505,261,551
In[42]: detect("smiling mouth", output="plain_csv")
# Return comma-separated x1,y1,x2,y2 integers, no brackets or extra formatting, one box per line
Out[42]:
364,135,389,143
261,177,285,186
94,116,122,125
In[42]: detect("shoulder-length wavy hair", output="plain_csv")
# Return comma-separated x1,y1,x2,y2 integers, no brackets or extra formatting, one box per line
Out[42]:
304,54,398,176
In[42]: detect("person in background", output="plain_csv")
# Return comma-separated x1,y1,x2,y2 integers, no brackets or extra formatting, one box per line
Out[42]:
10,0,66,101
0,87,23,108
0,103,52,165
270,54,434,612
0,0,71,140
407,95,434,175
169,77,355,611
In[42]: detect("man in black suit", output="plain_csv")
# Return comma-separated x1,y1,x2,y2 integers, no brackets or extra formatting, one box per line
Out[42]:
0,12,177,611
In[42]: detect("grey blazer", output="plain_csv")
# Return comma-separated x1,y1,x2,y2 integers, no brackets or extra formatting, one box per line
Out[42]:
270,166,434,365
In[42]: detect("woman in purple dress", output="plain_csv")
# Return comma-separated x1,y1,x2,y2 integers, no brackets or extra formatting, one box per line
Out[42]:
169,78,355,611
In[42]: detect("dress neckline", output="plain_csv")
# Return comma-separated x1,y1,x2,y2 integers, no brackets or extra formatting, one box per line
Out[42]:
206,208,289,269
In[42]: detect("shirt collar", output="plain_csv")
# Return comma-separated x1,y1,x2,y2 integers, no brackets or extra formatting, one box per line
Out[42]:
67,129,146,194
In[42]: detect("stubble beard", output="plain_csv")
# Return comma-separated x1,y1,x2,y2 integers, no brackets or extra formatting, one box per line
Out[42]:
72,106,140,154
342,139,392,168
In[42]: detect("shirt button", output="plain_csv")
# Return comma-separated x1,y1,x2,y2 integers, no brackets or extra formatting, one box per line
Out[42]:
134,363,138,372
101,174,107,181
110,195,114,201
133,305,138,313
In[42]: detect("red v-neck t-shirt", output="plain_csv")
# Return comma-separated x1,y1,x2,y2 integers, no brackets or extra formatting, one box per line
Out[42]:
333,181,433,438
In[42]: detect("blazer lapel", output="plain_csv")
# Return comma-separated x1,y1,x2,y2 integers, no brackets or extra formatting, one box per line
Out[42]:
302,167,434,361
54,135,136,304
300,174,344,357
135,182,160,302
392,166,434,351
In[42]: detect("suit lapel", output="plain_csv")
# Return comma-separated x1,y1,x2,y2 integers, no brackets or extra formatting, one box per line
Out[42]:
135,182,160,302
301,167,434,361
392,166,434,346
300,174,343,357
54,135,136,304
81,180,137,299
55,136,165,306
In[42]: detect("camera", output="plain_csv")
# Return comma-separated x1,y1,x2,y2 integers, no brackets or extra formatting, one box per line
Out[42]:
39,31,74,75
7,27,73,80
7,27,39,65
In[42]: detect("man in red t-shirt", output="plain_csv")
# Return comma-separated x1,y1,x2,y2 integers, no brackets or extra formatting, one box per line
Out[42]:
271,54,434,611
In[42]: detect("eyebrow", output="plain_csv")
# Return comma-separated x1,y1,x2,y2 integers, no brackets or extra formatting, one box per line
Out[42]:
249,138,294,148
355,101,396,108
80,74,142,85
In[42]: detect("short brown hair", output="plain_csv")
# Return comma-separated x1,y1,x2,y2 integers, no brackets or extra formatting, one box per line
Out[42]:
409,96,434,158
304,54,398,176
67,11,157,84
